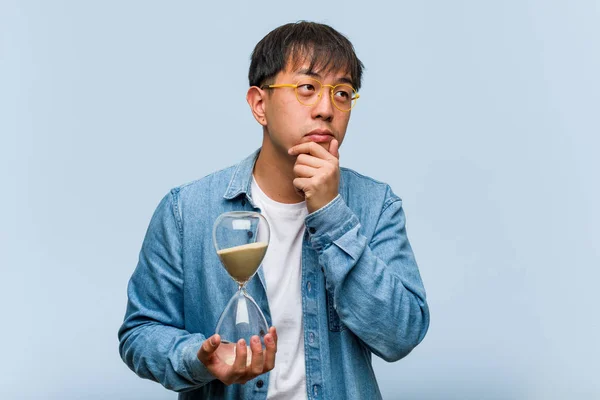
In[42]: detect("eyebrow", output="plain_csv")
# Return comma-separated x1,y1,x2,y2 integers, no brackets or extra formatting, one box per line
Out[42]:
296,68,354,86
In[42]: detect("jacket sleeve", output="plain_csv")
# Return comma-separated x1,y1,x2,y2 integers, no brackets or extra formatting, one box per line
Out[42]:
305,191,430,362
118,189,215,391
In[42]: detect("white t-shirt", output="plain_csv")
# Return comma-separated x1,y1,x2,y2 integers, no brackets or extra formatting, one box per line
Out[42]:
251,176,308,400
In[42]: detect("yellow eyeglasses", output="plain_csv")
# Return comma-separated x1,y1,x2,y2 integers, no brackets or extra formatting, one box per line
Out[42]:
261,78,360,112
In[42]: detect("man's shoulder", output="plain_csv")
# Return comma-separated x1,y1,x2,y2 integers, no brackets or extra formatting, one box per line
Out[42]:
180,164,236,191
340,166,387,186
340,167,401,202
166,163,238,207
171,149,258,201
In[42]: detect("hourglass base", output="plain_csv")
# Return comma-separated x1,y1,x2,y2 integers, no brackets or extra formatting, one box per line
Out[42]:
215,290,269,365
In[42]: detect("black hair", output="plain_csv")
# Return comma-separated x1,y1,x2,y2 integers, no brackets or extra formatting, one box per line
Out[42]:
249,21,364,91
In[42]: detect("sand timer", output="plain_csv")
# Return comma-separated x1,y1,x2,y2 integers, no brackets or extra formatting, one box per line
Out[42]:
212,211,270,365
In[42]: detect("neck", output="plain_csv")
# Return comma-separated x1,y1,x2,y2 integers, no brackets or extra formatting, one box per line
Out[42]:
253,136,305,204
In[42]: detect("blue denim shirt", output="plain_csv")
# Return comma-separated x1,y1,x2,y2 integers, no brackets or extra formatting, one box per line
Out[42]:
118,149,430,399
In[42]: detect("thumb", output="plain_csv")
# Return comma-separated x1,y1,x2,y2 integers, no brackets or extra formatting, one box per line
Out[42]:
328,139,339,159
197,334,221,363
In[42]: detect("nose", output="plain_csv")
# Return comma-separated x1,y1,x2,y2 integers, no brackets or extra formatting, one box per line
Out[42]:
311,86,334,121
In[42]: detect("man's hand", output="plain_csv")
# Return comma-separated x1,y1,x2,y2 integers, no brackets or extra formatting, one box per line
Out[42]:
197,327,278,385
288,140,340,214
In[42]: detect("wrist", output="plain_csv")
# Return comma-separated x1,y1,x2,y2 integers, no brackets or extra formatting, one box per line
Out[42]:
307,192,339,213
305,195,360,251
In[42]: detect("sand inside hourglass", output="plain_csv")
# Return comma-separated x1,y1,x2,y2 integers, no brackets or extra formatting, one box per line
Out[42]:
217,242,268,283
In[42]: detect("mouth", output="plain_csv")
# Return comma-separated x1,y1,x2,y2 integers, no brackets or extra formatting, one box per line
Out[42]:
304,129,334,143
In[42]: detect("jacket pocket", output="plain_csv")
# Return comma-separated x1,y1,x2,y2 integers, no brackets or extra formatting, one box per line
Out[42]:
326,288,347,332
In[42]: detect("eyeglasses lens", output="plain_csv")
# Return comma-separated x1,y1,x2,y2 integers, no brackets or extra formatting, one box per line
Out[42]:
295,78,357,111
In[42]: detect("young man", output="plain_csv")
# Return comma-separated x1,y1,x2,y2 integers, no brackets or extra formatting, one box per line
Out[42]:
119,21,430,399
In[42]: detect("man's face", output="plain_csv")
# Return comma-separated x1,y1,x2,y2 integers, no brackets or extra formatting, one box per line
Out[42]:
262,62,353,155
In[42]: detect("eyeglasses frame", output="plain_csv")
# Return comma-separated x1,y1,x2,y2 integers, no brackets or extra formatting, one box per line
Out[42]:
260,78,360,112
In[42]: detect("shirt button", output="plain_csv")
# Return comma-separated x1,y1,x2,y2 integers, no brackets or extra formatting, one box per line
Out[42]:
309,332,314,343
247,231,253,238
313,385,319,396
308,227,316,234
256,379,264,388
307,281,312,292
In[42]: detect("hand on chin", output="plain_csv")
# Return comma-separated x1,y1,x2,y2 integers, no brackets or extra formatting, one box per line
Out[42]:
300,136,333,152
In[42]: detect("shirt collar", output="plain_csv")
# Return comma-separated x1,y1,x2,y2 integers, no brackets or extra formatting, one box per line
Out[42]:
223,148,261,200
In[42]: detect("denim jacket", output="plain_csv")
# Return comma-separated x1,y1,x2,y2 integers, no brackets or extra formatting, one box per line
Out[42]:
118,149,430,399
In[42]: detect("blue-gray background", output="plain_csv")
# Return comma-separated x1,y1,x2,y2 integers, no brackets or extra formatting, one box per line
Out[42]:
1,1,598,399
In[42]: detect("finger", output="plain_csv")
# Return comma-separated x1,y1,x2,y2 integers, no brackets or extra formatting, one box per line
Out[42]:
295,153,326,168
267,326,278,351
248,335,264,375
197,334,221,364
293,164,318,178
288,142,335,160
232,339,248,376
263,332,277,371
328,139,339,159
292,177,311,194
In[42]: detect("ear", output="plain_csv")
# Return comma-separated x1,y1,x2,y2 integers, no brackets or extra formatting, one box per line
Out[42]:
246,86,268,127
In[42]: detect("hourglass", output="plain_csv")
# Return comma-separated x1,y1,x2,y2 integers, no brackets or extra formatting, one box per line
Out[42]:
212,211,270,366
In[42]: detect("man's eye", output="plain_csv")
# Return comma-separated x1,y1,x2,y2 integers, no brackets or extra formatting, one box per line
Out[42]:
298,84,316,92
334,90,351,99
